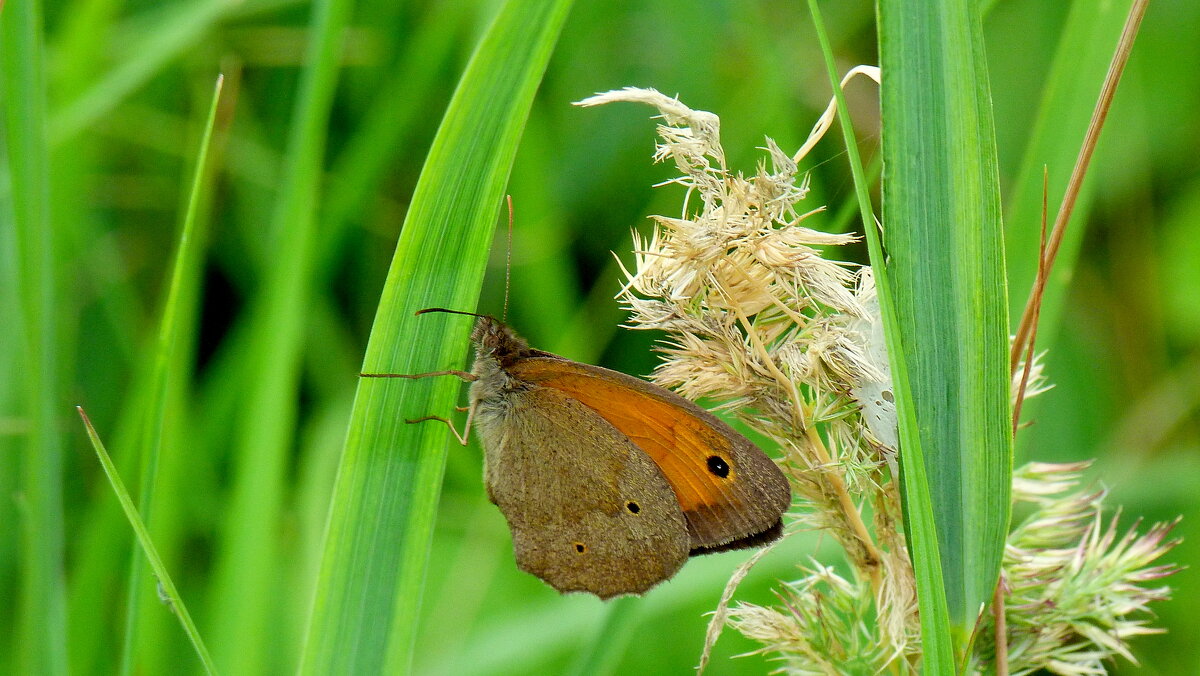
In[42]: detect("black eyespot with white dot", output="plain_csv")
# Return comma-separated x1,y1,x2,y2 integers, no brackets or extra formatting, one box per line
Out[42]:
706,455,730,478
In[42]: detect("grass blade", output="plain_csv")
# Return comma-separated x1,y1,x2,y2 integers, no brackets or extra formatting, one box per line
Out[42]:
877,0,1012,662
117,74,225,676
807,1,955,670
76,408,218,674
299,0,575,672
1,1,68,673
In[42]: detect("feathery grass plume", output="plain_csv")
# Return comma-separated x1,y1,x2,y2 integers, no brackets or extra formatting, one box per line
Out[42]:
969,462,1179,675
726,561,889,675
576,87,1179,675
576,87,918,673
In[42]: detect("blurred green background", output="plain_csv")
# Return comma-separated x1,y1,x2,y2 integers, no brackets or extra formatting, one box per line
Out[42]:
1,0,1197,673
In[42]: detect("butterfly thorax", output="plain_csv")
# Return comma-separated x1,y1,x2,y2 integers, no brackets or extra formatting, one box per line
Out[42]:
469,319,559,473
469,317,540,420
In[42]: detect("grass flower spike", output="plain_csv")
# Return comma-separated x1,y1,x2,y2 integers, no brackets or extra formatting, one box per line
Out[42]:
971,462,1179,675
577,86,919,672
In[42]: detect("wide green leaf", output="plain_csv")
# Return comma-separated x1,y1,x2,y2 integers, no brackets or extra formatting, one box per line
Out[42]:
299,0,574,673
810,1,954,670
878,0,1013,663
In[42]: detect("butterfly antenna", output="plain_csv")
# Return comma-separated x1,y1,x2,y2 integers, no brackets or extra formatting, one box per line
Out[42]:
504,194,513,322
415,307,490,319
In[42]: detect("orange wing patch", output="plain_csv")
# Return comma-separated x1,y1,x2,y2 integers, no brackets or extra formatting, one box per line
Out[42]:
513,361,738,513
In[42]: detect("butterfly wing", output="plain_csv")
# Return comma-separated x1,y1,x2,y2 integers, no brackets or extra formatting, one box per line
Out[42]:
510,356,792,552
476,384,690,599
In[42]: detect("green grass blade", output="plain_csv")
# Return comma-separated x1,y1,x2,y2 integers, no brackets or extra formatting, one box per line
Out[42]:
808,1,955,670
117,74,225,676
75,408,218,674
203,0,353,670
0,228,19,675
1,1,68,673
877,0,1013,662
299,0,575,672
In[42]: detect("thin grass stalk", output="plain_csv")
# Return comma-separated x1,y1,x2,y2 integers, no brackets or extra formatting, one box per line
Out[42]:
1003,0,1139,330
116,74,224,676
76,408,218,674
1010,0,1150,365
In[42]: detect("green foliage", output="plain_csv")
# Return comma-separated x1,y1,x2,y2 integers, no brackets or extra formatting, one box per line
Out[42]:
2,1,66,674
1,0,1196,673
877,0,1012,662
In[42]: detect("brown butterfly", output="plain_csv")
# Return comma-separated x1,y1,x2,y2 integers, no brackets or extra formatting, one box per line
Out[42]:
366,310,791,599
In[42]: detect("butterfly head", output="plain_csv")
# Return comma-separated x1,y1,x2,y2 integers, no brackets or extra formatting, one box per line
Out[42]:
471,316,530,368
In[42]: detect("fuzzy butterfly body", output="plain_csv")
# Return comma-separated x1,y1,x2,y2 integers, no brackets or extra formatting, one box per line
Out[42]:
469,317,791,599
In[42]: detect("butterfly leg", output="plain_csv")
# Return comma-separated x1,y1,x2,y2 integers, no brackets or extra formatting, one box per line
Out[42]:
406,403,475,446
362,369,478,444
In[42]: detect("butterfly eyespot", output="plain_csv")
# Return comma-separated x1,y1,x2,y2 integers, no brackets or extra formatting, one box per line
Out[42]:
625,501,641,514
882,390,895,403
706,455,731,478
573,542,587,554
